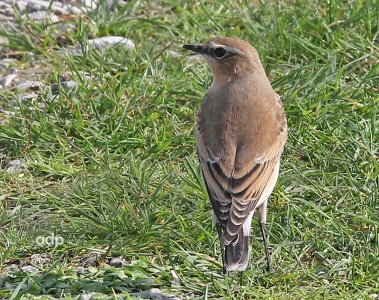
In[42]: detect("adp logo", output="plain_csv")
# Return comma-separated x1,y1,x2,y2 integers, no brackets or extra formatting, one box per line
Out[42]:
35,234,64,248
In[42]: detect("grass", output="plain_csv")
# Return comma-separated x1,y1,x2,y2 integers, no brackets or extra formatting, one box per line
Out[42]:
0,0,378,298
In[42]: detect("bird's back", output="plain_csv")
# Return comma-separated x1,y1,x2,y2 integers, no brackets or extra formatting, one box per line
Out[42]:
185,36,287,272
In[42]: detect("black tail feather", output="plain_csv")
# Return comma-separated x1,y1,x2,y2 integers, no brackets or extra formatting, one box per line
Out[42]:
223,229,250,272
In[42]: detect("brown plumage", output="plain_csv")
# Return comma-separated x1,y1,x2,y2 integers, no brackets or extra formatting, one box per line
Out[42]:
183,37,287,272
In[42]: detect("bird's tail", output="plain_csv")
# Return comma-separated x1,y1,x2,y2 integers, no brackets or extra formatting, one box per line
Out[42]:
223,228,250,272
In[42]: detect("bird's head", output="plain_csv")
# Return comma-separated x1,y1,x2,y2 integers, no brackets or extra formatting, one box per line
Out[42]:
183,37,265,86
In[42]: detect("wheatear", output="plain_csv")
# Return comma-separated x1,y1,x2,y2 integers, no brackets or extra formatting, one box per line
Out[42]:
183,37,287,272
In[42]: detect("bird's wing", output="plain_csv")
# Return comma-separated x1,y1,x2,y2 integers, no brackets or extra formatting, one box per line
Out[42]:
197,93,287,244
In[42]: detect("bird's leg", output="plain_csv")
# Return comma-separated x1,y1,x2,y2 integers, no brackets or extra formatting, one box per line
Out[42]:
215,222,226,274
259,222,271,272
258,199,271,272
239,270,244,284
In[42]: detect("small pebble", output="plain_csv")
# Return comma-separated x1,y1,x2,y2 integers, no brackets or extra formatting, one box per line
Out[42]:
0,58,17,66
17,80,44,91
102,0,118,10
166,50,182,58
29,253,53,268
186,53,204,62
73,36,135,54
170,270,180,285
9,67,18,74
0,3,14,17
0,14,13,22
80,253,100,267
1,0,30,14
5,159,27,174
25,1,49,13
16,92,39,103
20,265,39,273
52,23,76,37
0,36,9,46
26,0,68,15
79,293,96,300
24,11,60,22
0,22,18,31
50,80,78,92
1,265,20,274
89,36,135,50
150,288,180,300
0,74,17,88
109,257,124,268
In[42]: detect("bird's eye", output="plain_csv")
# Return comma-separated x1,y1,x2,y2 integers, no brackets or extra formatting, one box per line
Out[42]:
213,47,227,59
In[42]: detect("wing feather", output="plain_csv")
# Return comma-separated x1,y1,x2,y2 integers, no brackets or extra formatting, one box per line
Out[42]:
197,88,287,245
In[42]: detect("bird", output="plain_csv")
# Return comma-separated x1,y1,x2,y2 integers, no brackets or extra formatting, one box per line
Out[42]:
183,37,287,273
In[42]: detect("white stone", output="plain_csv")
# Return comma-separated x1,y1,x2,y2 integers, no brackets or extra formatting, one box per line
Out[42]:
79,293,96,300
17,92,38,102
17,80,44,90
50,80,78,92
0,3,14,17
166,50,182,58
1,22,18,31
0,74,17,88
26,1,49,13
9,0,28,13
69,36,135,55
5,159,27,173
24,11,60,23
26,0,68,15
20,265,39,273
87,36,135,52
109,257,124,267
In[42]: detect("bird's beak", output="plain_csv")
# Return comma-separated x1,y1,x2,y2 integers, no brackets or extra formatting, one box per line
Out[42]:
182,44,204,54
